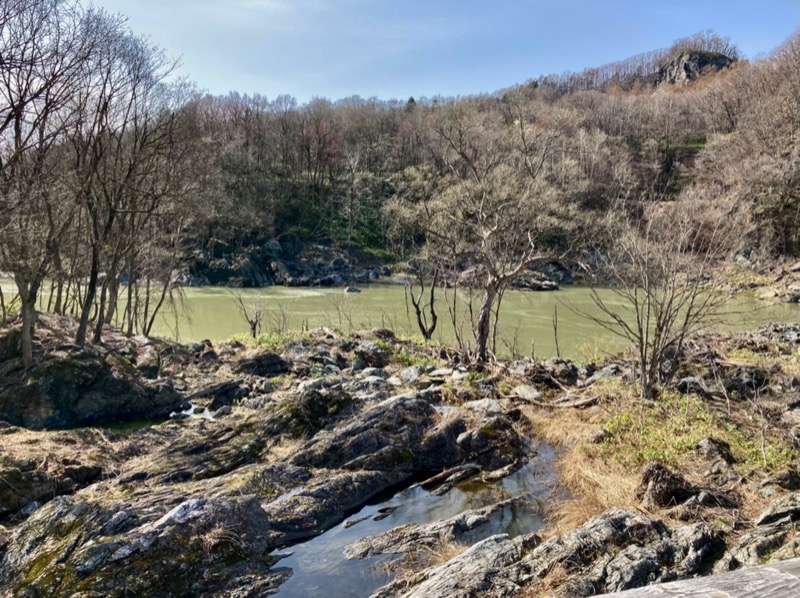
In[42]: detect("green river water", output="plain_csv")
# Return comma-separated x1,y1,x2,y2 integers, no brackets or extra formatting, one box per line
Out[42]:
4,279,798,361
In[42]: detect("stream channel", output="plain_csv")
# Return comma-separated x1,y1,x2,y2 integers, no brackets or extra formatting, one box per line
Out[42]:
272,446,559,597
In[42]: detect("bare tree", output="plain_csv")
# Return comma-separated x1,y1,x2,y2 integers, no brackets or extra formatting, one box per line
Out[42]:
405,259,439,341
232,291,263,339
418,97,578,361
69,23,188,346
587,198,737,399
0,0,105,365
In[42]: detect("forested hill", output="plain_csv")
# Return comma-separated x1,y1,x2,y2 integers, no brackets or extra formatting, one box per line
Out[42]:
183,29,798,268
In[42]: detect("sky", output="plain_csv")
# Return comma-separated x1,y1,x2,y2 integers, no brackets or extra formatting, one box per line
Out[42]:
93,0,799,103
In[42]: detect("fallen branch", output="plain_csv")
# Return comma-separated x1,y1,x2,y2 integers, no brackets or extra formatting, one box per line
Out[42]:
412,463,480,490
517,395,600,409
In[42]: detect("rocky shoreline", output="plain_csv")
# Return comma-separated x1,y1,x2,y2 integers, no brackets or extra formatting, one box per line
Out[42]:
176,240,569,292
1,318,800,596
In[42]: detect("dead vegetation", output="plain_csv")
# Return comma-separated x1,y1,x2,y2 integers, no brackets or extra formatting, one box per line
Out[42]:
520,335,799,542
378,539,468,591
0,425,134,479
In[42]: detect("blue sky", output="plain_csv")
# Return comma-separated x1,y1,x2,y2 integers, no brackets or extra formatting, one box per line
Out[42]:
94,0,799,102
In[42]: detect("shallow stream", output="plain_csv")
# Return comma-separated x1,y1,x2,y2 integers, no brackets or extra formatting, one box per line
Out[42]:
272,446,559,597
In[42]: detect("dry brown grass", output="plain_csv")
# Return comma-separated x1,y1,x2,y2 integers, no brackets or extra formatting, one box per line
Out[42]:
547,452,640,535
517,563,570,598
520,374,793,537
267,435,304,461
383,539,467,590
522,381,642,535
0,425,127,476
200,522,244,552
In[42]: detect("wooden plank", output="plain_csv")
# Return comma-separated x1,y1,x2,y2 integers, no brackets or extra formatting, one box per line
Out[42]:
597,558,800,597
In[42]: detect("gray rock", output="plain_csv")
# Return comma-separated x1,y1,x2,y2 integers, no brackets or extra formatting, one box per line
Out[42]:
213,405,232,417
675,376,710,396
354,341,391,368
465,398,505,416
398,366,422,385
0,493,288,596
235,351,291,377
360,367,389,379
456,416,525,471
136,346,161,379
755,492,800,526
543,357,580,385
715,523,790,572
583,363,624,387
345,497,527,560
342,376,391,402
265,239,283,255
372,533,535,598
513,384,541,401
373,508,724,598
636,463,738,510
697,437,735,464
428,368,454,379
297,377,326,392
762,470,800,491
0,349,184,429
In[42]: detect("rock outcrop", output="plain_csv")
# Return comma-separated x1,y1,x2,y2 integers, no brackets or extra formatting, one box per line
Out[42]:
0,344,183,429
0,358,532,596
657,51,736,86
372,509,724,598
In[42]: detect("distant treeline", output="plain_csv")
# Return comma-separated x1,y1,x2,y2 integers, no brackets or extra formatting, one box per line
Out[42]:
534,30,740,93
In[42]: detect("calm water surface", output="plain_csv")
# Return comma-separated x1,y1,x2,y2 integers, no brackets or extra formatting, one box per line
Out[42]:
273,446,558,597
135,284,800,361
3,280,798,361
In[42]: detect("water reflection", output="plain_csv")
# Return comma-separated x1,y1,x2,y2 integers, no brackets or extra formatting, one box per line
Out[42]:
273,445,560,598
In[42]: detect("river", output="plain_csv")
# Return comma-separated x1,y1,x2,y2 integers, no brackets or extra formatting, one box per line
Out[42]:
4,279,797,361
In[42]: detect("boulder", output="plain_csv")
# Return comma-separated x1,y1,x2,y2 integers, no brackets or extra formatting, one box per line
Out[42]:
714,524,791,571
754,492,800,526
636,463,738,510
354,341,391,368
0,463,102,520
0,327,21,362
657,51,735,86
0,494,289,597
0,350,183,429
235,351,291,377
398,365,422,385
345,497,527,560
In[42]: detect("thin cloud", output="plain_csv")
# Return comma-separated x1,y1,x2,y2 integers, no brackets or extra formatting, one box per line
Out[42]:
237,0,292,12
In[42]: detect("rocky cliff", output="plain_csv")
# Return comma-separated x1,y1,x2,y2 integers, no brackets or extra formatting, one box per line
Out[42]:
657,50,736,85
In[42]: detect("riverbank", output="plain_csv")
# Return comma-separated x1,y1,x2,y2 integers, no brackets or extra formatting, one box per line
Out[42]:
1,318,800,596
176,238,569,292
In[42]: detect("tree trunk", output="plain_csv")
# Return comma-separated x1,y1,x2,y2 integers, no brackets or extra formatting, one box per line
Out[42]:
92,277,109,343
20,298,35,367
474,282,498,362
105,275,119,326
143,277,170,337
13,272,44,367
75,245,100,347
